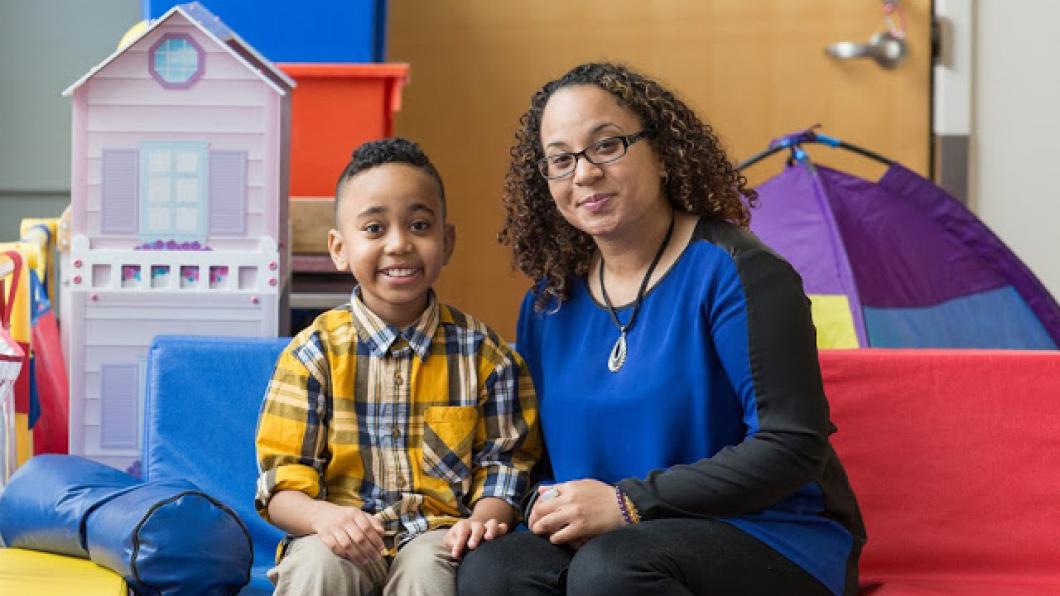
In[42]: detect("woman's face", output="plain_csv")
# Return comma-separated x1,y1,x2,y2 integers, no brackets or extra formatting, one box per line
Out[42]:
539,84,668,241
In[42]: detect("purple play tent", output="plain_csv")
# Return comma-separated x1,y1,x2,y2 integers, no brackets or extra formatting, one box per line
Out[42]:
739,129,1060,349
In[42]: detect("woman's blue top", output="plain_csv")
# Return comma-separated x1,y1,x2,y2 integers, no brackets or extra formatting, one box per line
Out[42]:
517,218,865,596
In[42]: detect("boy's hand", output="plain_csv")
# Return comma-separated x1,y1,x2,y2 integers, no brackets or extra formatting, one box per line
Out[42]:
443,518,509,559
309,501,386,565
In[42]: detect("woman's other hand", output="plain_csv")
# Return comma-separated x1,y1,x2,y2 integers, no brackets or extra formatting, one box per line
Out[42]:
528,479,626,545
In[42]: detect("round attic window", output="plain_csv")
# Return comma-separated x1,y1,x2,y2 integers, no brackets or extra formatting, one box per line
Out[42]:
149,34,204,88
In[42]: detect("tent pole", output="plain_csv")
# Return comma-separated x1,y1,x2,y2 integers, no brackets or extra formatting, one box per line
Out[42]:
737,137,895,171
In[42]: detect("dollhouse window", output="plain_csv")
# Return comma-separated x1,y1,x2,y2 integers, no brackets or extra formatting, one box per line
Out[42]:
139,142,208,241
100,144,245,240
149,34,204,89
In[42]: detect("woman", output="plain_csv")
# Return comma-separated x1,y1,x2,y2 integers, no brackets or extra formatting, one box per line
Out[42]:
458,63,865,596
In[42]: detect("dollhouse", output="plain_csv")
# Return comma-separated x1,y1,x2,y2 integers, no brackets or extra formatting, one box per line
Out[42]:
61,2,293,471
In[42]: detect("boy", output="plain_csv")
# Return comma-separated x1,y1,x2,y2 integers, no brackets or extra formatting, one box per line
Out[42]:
255,138,540,596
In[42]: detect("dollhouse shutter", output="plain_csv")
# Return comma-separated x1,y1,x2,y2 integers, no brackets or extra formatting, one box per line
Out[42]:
100,149,139,233
208,151,247,235
100,364,139,449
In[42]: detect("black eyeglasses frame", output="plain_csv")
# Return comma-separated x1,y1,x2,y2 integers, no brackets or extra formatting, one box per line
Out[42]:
536,131,651,180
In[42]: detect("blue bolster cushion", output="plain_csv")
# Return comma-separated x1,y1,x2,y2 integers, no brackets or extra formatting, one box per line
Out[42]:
0,454,253,595
0,453,138,557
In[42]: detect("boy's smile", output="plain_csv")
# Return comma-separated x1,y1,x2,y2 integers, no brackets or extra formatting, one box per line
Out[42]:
328,163,455,328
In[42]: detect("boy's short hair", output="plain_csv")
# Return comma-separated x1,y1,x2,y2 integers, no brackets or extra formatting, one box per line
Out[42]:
334,137,446,221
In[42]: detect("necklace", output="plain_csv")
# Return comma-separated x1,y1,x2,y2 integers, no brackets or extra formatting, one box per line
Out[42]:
599,212,675,372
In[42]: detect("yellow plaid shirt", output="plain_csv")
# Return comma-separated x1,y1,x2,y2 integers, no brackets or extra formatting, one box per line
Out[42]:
255,291,540,552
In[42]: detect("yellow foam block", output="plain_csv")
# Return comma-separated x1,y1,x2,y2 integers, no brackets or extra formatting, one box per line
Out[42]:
0,548,126,595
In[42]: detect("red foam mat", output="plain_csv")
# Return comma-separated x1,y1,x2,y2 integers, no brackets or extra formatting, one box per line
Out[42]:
820,349,1060,590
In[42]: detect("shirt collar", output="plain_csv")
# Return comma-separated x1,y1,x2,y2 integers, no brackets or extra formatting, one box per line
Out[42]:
348,286,439,359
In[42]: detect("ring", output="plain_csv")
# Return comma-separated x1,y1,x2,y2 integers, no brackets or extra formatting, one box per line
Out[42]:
540,487,560,502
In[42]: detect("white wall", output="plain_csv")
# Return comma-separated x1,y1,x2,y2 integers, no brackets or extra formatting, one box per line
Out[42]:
972,1,1060,299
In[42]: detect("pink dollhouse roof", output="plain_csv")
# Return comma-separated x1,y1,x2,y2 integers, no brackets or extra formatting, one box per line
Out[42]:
62,2,294,97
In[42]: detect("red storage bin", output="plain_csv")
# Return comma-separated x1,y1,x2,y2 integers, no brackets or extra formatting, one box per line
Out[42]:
278,63,410,198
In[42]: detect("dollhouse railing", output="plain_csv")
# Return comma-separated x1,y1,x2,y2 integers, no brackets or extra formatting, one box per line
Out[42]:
68,235,282,294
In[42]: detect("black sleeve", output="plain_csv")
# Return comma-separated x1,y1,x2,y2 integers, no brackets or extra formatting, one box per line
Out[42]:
618,221,834,518
519,442,555,521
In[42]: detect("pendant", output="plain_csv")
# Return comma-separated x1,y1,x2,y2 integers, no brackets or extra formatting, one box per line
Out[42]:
608,332,628,372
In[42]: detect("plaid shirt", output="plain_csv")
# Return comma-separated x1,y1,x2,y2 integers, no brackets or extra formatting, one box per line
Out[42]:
255,290,539,552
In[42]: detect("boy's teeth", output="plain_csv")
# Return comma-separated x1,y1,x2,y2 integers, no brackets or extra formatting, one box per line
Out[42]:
384,268,416,277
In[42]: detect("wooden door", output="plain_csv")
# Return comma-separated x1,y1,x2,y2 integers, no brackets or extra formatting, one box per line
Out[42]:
389,0,932,338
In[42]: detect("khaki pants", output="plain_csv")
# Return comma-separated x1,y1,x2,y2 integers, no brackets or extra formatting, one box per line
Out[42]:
268,529,457,596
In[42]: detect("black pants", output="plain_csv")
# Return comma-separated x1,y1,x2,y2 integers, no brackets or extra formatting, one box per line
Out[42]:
457,518,832,596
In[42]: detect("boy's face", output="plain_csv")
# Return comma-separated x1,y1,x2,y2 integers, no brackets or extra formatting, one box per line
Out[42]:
328,163,455,328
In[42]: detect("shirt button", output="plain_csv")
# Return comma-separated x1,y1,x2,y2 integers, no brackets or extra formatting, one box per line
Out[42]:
393,372,403,384
391,425,401,438
396,476,406,488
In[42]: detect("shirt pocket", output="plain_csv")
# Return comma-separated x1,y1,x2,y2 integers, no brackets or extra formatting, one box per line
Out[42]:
421,405,478,484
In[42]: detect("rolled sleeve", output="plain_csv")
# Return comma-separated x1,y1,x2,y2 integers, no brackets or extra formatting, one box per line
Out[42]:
254,462,322,517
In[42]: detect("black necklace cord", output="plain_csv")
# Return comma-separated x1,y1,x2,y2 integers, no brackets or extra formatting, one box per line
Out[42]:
599,210,676,333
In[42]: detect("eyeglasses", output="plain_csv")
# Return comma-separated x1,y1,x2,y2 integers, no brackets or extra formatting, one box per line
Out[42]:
536,131,650,180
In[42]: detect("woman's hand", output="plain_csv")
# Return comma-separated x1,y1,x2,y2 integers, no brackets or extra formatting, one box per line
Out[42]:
528,479,626,545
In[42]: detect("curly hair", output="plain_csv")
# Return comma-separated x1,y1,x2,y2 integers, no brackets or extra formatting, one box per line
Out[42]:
335,137,446,222
500,62,756,311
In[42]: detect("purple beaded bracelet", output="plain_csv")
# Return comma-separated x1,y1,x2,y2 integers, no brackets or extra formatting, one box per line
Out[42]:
615,486,635,525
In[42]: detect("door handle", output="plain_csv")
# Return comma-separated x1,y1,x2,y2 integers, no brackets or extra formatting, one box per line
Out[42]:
826,30,907,69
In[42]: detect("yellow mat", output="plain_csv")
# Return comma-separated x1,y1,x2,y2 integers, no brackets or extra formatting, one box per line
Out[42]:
0,548,126,595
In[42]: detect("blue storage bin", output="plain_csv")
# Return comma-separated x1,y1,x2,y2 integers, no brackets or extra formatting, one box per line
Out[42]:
144,0,387,62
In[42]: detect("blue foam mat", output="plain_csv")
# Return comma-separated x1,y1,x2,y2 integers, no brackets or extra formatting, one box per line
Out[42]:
143,335,290,591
